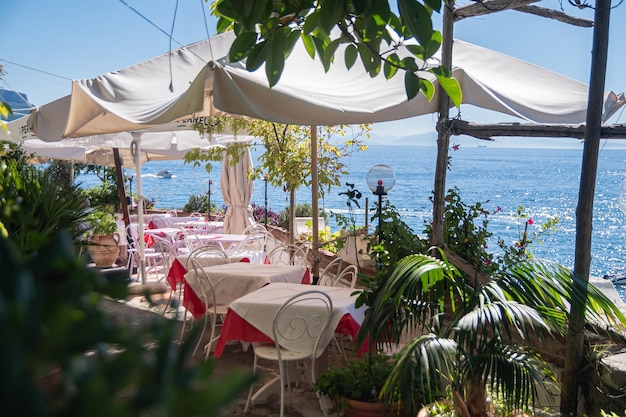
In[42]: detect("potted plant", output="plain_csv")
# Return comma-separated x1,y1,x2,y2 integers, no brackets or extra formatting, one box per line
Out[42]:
314,353,414,417
86,207,121,267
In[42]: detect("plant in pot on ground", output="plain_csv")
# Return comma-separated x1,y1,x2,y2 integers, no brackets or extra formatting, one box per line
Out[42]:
314,352,438,417
85,206,121,267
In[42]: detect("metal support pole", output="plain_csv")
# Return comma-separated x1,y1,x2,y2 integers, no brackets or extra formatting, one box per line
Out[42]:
264,173,268,228
207,180,212,220
374,181,386,243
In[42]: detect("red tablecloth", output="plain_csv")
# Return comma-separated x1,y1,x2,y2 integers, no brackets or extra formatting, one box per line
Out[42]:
166,260,311,319
213,310,363,357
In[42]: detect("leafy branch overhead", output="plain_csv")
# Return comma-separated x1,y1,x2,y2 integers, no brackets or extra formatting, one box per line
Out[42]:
214,0,462,107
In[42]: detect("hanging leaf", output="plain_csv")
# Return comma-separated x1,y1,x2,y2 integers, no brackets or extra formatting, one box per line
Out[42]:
228,32,258,62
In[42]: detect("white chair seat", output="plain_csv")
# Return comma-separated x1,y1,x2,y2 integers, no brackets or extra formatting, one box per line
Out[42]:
252,344,312,362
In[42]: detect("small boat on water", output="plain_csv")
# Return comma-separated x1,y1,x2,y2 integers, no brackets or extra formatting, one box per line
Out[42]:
603,272,626,285
156,170,173,179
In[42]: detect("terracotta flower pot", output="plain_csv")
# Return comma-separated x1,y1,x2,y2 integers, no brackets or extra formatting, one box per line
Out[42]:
343,398,404,417
88,233,121,267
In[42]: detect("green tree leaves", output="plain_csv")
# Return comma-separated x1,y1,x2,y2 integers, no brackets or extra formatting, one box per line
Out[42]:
214,0,462,105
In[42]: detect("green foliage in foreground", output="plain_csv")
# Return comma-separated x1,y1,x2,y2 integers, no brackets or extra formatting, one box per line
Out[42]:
0,231,253,417
1,146,253,416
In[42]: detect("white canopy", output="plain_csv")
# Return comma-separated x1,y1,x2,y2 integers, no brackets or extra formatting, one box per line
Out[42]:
1,116,245,166
212,38,624,125
28,31,625,142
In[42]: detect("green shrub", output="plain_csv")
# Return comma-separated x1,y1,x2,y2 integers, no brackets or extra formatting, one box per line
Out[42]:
183,193,215,214
278,202,327,230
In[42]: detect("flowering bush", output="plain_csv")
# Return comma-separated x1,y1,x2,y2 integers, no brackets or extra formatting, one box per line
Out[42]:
250,202,280,226
496,205,559,269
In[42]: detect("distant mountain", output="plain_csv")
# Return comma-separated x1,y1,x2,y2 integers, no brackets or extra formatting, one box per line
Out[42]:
0,89,34,121
368,131,438,146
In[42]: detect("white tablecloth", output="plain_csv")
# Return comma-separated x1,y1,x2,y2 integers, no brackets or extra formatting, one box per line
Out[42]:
192,233,249,250
184,264,309,307
228,283,365,355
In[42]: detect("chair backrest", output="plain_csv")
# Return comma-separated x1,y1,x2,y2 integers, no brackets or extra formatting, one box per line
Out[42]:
334,264,359,288
242,223,267,235
151,216,174,229
150,234,179,272
266,243,308,266
272,290,333,359
166,210,178,217
186,246,230,270
188,257,220,313
126,223,140,248
318,257,344,286
189,212,203,218
235,232,268,252
181,228,207,251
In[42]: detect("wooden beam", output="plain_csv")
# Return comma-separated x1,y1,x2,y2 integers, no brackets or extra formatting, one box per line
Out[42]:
442,120,626,140
454,0,593,28
454,0,540,21
515,5,594,27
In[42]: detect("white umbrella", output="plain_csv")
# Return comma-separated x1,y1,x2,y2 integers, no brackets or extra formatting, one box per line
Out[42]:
220,145,254,234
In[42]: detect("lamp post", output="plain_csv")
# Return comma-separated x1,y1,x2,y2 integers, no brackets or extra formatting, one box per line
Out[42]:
264,173,269,228
366,165,396,244
206,179,214,220
128,175,134,209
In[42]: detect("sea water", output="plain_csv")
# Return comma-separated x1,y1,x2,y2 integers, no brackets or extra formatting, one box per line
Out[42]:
75,144,626,301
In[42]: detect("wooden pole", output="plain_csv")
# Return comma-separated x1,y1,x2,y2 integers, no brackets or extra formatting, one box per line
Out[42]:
430,0,455,248
561,0,611,414
310,125,320,284
113,148,130,228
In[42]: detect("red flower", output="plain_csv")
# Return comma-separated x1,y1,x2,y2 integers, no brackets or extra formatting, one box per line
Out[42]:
527,218,534,225
452,144,460,151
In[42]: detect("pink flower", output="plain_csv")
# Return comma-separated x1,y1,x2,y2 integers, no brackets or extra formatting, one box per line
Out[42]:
452,144,460,151
527,218,534,225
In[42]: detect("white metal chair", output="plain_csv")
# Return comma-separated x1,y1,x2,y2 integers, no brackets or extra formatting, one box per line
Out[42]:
318,258,357,361
149,233,179,282
188,257,230,359
235,231,269,252
151,215,174,229
266,243,309,266
333,265,359,289
180,227,208,252
242,223,267,235
318,257,344,286
125,223,161,275
180,246,230,354
244,290,333,417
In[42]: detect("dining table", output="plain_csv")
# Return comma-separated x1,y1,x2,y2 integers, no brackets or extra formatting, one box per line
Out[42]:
174,263,311,319
177,220,224,233
213,283,365,357
187,233,252,251
213,282,367,405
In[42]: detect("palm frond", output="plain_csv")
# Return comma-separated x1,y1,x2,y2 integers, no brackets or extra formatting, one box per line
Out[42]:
498,259,626,331
382,333,458,415
453,281,552,350
357,253,462,349
459,338,556,412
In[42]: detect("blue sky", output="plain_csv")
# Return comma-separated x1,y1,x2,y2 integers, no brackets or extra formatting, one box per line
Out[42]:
3,0,625,147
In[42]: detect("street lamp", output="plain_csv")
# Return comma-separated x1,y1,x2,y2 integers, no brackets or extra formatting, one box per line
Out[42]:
205,179,215,220
366,164,396,243
128,175,134,208
264,173,269,228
